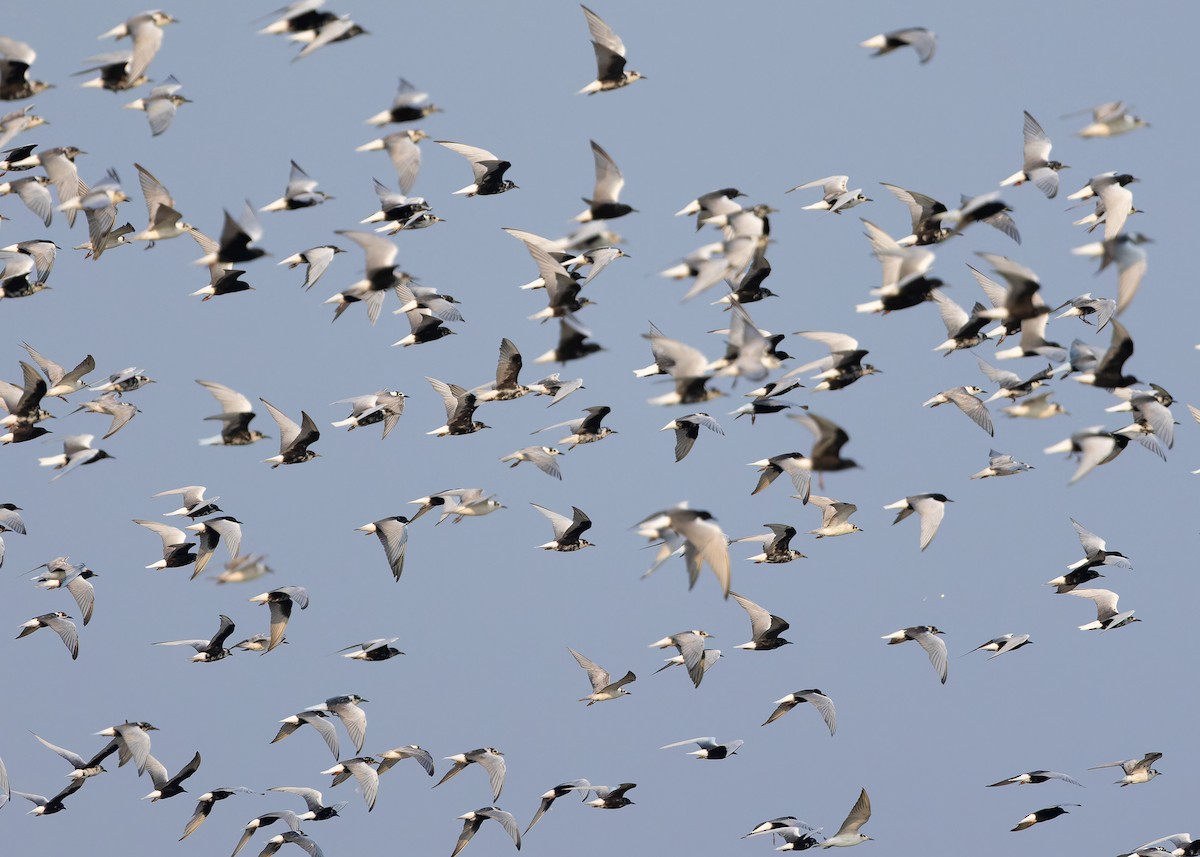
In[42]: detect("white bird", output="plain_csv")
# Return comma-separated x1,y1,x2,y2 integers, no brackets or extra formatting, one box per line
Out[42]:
500,446,562,479
319,757,379,811
818,788,873,847
435,748,506,801
568,647,634,704
451,806,521,857
882,626,947,683
124,76,190,136
806,496,862,538
970,450,1034,480
964,633,1033,659
636,506,731,597
999,111,1067,198
647,630,714,688
355,517,408,581
788,176,870,213
1089,751,1162,786
1071,101,1149,138
884,494,952,551
923,386,993,436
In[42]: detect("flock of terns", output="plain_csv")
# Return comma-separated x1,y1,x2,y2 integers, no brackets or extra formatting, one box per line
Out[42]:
0,3,1191,856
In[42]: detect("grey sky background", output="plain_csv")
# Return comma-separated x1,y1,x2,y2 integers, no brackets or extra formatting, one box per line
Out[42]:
1,2,1193,855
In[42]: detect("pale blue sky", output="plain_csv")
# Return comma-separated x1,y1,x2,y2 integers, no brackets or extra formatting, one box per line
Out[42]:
0,2,1192,855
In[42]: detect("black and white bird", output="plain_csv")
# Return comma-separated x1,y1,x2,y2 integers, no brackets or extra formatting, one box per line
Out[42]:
762,689,837,735
31,732,114,780
260,400,321,467
426,378,488,437
37,434,113,481
93,721,157,775
279,245,344,290
153,485,221,519
533,405,615,448
1067,518,1131,573
178,787,257,841
365,77,441,125
859,27,936,62
882,626,947,683
524,779,592,835
0,36,52,100
1043,426,1157,484
22,343,94,399
328,230,410,325
261,161,332,212
790,330,879,392
661,413,723,462
532,504,593,551
229,810,305,857
474,339,531,402
1011,805,1079,832
249,586,309,652
154,614,237,662
142,751,202,801
986,770,1082,788
731,523,806,563
12,778,85,816
568,648,634,704
436,141,517,196
132,526,194,578
660,737,743,760
332,390,405,438
1069,588,1139,631
192,201,266,266
187,516,243,578
730,591,791,650
196,380,269,446
578,5,644,94
339,638,404,661
583,782,636,809
575,140,634,221
272,710,340,761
